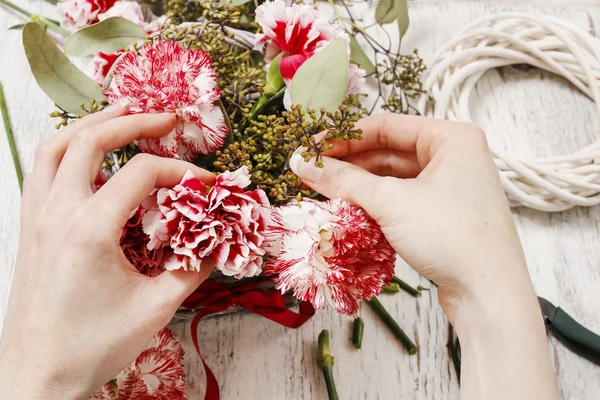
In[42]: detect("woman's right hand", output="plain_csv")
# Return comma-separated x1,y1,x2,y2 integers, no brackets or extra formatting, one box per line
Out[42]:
290,113,559,400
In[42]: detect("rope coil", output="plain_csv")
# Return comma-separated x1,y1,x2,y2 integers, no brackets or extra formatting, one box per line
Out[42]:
416,13,600,212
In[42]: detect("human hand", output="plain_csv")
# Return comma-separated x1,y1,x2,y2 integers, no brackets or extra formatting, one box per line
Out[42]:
290,113,530,320
0,108,214,399
290,114,559,399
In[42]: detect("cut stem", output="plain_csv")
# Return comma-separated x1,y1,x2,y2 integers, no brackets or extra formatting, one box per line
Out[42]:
367,297,418,355
391,275,422,297
383,282,400,293
318,330,339,400
352,317,364,349
0,82,23,193
0,0,70,36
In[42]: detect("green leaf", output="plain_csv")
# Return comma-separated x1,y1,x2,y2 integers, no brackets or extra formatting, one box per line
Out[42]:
8,24,25,30
375,0,396,25
264,52,285,97
22,22,105,114
64,17,146,57
349,35,376,75
231,0,251,4
290,38,348,113
375,0,410,39
43,0,58,4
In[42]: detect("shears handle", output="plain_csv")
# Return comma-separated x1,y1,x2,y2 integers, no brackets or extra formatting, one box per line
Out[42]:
551,307,600,366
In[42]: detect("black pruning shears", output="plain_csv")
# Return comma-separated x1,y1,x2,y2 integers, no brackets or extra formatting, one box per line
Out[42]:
449,297,600,381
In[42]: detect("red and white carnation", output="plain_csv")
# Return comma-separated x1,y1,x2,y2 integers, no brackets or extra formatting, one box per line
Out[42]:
105,40,228,161
88,328,186,400
143,167,272,278
265,198,396,315
91,52,121,84
120,206,165,276
58,0,117,29
255,0,366,103
98,1,166,34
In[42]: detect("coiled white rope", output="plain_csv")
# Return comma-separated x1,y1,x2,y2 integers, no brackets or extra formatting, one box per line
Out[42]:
416,13,600,212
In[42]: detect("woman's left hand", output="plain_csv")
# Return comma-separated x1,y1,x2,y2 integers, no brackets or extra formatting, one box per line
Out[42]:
0,108,214,399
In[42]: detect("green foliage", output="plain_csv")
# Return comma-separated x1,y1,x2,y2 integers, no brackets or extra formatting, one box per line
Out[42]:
375,0,409,40
291,39,349,115
214,103,362,204
22,22,105,114
349,35,376,75
64,17,147,57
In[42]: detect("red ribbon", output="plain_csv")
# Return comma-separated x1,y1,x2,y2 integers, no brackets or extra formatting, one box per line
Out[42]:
183,280,315,400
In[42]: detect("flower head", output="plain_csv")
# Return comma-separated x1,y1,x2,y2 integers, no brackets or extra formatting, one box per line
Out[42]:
58,0,117,29
88,328,186,400
255,0,346,82
98,1,166,34
91,52,121,85
105,40,228,160
120,206,165,276
143,167,272,278
265,198,395,315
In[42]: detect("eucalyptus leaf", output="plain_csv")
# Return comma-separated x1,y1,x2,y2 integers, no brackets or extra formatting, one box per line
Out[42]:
375,0,410,39
290,38,348,113
264,53,285,97
43,0,58,4
8,24,25,30
349,35,376,75
64,17,147,57
23,22,105,114
231,0,252,4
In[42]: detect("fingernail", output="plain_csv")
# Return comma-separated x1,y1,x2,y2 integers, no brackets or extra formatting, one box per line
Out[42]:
289,152,323,183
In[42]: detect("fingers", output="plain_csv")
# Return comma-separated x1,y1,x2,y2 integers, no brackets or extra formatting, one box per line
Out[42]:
290,153,395,219
343,149,421,178
91,153,215,234
54,113,177,195
27,106,129,202
322,113,439,158
145,262,215,315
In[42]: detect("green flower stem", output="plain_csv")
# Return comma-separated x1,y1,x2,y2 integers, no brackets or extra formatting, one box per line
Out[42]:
391,275,422,297
0,82,23,193
0,0,70,36
318,330,339,400
383,283,400,293
367,297,418,355
352,317,364,349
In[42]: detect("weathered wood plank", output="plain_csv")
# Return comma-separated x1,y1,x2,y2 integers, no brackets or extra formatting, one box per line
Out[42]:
0,1,599,399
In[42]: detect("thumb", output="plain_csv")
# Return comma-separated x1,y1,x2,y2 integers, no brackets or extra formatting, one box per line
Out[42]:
148,261,214,308
290,152,387,219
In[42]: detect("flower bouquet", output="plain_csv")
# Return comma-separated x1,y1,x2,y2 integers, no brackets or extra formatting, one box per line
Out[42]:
2,0,427,398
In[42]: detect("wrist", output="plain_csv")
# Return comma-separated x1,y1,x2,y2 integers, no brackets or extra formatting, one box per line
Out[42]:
0,338,90,400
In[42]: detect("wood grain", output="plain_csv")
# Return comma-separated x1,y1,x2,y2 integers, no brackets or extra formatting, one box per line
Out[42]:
1,1,600,399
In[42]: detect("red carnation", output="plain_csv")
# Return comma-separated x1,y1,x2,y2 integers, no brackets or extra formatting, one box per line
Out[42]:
120,206,165,276
58,0,117,29
265,198,396,315
143,167,272,278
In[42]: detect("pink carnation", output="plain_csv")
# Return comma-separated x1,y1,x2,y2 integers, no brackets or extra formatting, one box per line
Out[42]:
58,0,117,29
265,198,396,315
98,1,166,34
88,328,186,400
120,206,165,276
105,40,228,161
143,167,272,278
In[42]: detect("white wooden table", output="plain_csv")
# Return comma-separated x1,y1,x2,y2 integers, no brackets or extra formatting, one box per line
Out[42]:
2,1,600,399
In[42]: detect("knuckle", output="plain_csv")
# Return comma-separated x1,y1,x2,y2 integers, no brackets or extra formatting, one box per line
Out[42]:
33,142,54,164
70,128,96,148
127,153,154,169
